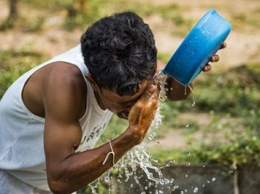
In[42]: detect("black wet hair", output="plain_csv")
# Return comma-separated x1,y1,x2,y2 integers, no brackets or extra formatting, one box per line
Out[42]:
81,12,157,96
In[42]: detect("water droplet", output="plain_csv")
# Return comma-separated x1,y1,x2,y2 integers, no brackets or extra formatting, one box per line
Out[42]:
194,187,199,193
159,179,165,185
164,179,170,184
184,86,187,95
104,176,109,182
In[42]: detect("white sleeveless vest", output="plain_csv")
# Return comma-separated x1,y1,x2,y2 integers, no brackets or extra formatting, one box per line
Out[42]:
0,45,113,190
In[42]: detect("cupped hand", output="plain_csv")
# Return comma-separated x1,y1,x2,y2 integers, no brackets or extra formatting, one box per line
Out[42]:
203,42,227,72
127,84,159,145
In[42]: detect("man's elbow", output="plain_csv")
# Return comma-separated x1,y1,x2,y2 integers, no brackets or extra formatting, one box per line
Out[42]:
47,176,80,194
48,180,70,194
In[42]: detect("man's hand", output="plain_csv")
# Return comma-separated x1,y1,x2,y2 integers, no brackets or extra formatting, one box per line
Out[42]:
127,84,159,145
202,42,227,72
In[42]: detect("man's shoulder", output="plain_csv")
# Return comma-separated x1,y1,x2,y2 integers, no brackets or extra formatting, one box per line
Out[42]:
44,62,85,83
41,62,88,119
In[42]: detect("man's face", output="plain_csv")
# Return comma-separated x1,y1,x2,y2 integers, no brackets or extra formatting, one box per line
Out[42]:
98,80,153,119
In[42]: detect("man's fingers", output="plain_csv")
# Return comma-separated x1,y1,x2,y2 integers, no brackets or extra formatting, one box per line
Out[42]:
220,42,227,49
202,64,212,72
128,85,157,118
210,55,220,62
138,85,157,102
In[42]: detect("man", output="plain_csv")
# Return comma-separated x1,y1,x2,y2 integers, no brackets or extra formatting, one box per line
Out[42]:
0,12,225,193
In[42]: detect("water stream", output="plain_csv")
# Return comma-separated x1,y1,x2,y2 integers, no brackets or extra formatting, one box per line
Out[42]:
88,73,206,193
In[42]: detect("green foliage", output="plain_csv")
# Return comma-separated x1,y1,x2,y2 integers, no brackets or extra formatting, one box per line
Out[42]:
3,0,194,36
21,0,72,10
63,0,121,30
0,49,47,98
157,52,171,63
156,4,193,36
30,0,191,35
153,129,260,167
190,130,260,166
151,63,260,167
194,65,260,116
78,180,109,194
0,17,15,31
96,115,128,146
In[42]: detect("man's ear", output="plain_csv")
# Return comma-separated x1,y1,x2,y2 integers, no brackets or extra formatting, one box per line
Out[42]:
86,74,99,91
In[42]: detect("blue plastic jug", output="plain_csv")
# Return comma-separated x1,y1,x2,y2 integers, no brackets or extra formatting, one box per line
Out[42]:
162,9,231,86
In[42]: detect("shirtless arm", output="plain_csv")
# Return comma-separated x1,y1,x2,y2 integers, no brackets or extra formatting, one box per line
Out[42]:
42,63,158,193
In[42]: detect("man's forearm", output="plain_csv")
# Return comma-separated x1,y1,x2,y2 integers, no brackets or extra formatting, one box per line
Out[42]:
166,77,193,101
46,129,136,194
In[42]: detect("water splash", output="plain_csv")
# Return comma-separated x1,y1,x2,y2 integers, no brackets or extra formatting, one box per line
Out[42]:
193,187,199,193
107,72,171,186
88,73,202,193
187,84,196,107
88,73,171,192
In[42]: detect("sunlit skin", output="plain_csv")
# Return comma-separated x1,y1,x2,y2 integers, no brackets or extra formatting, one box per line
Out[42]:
21,43,226,193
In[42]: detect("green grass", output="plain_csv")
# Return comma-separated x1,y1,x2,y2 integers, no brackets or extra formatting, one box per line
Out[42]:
13,0,193,35
152,63,260,166
0,49,47,98
152,128,260,166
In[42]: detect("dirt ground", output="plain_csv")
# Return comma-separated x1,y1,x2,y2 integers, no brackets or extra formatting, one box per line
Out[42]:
0,0,260,151
0,0,259,66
